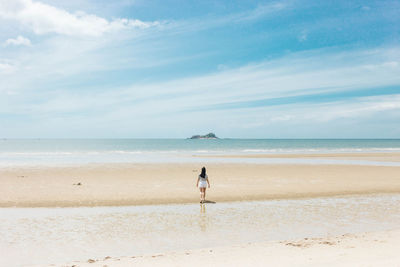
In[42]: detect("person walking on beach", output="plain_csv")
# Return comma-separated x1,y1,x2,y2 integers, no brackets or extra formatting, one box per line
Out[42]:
196,167,210,203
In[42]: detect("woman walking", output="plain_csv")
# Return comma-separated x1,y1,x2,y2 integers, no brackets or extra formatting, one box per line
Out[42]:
196,167,210,203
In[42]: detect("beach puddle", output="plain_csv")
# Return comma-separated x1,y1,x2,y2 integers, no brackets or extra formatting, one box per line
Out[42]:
2,194,400,266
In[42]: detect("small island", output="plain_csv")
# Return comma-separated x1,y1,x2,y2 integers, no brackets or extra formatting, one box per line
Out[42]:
189,133,219,139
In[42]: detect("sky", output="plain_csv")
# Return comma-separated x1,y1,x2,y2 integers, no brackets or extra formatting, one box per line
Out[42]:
0,0,400,138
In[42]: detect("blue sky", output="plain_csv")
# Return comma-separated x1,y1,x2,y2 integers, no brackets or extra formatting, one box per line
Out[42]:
0,0,400,138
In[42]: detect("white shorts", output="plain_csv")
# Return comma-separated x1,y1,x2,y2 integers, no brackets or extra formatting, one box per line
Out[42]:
199,180,207,188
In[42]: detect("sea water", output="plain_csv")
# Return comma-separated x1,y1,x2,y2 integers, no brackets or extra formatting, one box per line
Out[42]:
1,139,400,166
1,194,400,266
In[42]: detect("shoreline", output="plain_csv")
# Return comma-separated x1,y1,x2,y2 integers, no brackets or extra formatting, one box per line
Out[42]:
1,152,400,170
2,160,400,208
193,152,400,160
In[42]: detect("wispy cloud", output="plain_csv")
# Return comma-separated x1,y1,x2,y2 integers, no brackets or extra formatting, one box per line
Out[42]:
231,1,288,22
1,0,399,137
0,0,160,37
135,46,400,112
161,1,289,35
311,94,400,122
4,45,399,116
0,60,16,74
4,35,31,46
191,85,400,112
214,94,400,138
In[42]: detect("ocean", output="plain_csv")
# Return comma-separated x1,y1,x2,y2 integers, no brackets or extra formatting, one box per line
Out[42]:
1,139,400,166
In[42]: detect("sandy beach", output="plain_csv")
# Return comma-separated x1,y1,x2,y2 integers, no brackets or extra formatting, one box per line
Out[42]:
3,152,400,266
49,229,400,267
3,0,400,265
1,153,400,207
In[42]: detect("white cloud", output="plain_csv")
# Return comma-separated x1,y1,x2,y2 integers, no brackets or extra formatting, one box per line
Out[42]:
235,2,287,22
4,35,31,46
382,61,399,68
0,61,16,74
207,94,400,133
107,46,400,109
296,94,399,121
1,43,400,137
0,0,159,37
163,1,288,35
4,45,400,113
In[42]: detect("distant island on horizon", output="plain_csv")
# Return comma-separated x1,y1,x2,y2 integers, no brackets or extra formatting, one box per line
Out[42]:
189,133,219,139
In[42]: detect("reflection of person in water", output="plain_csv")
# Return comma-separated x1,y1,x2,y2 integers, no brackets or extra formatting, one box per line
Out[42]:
199,203,207,232
196,167,210,203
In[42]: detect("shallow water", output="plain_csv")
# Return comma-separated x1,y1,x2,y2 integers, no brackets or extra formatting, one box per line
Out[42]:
1,139,400,166
1,194,400,266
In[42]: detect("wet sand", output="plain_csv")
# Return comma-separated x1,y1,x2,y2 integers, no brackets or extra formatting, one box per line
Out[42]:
53,229,400,267
1,159,400,207
4,194,400,266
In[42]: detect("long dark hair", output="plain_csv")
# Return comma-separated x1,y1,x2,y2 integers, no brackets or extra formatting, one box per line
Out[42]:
200,167,206,178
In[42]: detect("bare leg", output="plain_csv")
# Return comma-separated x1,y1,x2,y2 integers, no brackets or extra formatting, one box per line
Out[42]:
203,188,206,201
199,188,204,202
200,187,206,201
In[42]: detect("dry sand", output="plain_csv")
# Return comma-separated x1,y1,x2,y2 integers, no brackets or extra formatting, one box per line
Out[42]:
38,229,400,267
1,153,400,207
